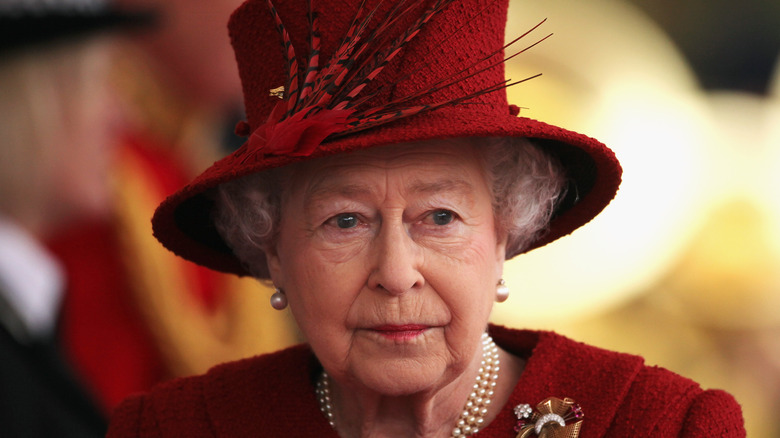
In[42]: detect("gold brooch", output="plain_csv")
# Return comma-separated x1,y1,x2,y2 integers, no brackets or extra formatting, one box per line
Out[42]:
513,397,584,438
269,85,285,99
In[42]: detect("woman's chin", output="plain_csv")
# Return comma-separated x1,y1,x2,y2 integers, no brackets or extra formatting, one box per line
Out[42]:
349,358,448,397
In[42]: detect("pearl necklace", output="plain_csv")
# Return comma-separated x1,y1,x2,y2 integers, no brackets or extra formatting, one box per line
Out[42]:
315,332,500,437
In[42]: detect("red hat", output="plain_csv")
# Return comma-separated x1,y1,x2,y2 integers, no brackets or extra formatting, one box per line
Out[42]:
152,0,622,277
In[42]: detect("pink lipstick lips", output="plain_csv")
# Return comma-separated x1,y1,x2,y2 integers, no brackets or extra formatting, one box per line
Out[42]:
371,324,428,341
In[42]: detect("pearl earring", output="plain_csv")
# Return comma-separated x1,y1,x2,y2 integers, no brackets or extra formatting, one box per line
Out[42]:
270,287,288,310
495,279,509,302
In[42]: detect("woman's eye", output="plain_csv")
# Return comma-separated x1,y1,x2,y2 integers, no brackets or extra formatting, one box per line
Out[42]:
333,213,359,229
430,210,454,226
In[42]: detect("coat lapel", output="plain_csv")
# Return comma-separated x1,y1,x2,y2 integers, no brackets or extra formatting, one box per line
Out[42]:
489,325,645,438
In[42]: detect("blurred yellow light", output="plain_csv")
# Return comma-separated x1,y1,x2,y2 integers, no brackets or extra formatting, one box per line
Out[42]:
657,91,780,329
493,0,713,327
767,66,780,259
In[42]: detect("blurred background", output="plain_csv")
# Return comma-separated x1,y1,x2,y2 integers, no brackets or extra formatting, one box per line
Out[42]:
494,0,780,436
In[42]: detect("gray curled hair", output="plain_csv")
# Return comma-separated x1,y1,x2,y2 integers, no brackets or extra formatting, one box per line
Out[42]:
213,137,566,278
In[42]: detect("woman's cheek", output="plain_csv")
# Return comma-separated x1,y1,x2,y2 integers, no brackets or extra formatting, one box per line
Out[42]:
414,226,489,262
310,230,372,265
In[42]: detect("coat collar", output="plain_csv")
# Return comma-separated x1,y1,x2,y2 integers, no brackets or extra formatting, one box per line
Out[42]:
0,217,64,342
488,325,645,437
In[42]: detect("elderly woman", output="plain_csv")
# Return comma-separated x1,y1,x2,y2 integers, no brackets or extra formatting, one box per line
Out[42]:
107,0,745,436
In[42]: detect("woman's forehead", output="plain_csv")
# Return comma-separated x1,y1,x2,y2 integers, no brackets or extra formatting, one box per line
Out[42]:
290,141,489,199
300,139,479,174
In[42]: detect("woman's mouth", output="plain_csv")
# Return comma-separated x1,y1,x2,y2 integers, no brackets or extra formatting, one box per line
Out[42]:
371,324,429,341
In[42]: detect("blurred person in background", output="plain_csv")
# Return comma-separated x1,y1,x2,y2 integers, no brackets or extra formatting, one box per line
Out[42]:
0,1,151,436
113,0,247,169
44,0,300,415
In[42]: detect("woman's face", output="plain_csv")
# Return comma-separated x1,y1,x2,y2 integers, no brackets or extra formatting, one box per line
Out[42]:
267,141,506,396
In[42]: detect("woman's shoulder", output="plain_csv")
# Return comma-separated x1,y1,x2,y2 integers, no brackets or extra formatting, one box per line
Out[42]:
487,325,745,437
106,343,325,437
163,342,316,397
490,324,713,394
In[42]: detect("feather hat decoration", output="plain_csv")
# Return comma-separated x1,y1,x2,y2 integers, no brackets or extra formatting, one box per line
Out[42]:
232,0,550,161
152,0,622,276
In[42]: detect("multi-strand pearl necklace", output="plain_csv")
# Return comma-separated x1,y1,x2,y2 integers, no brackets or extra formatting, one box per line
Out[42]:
315,332,500,437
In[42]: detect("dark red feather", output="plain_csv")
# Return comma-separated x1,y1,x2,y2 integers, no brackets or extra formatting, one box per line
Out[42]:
251,0,548,157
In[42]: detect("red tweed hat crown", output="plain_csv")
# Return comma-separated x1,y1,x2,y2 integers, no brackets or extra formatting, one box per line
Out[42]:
151,0,622,277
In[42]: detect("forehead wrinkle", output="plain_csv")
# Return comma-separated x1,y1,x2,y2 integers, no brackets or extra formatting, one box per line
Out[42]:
296,154,483,209
406,177,478,203
303,174,378,208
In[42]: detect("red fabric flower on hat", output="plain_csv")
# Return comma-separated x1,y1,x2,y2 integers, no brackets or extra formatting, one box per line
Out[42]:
247,100,353,157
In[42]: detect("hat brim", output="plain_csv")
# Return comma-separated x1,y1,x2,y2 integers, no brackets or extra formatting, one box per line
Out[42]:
152,107,621,278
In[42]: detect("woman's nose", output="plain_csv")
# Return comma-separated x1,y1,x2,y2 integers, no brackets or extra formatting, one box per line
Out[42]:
367,220,424,295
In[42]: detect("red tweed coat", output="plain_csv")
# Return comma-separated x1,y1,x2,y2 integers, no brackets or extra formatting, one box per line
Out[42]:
107,325,745,437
